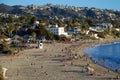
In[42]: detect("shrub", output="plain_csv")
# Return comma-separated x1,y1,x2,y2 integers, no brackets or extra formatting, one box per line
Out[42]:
0,65,4,80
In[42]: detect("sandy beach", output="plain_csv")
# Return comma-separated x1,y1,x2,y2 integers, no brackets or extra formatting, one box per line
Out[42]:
0,40,119,80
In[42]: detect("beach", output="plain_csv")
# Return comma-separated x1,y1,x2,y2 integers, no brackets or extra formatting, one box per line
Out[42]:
0,40,119,80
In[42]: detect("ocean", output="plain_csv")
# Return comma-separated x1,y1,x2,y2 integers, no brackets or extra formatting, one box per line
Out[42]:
84,42,120,73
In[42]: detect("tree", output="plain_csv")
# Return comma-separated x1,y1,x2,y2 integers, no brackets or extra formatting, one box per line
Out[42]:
14,24,20,35
80,20,89,31
0,65,4,80
37,25,53,40
66,21,72,31
19,15,27,23
86,18,95,26
46,30,54,40
57,20,64,27
29,16,37,25
7,25,15,38
31,32,36,40
111,30,120,38
32,32,36,38
113,22,120,28
1,40,10,51
72,18,79,23
0,34,8,39
41,18,49,25
39,25,47,36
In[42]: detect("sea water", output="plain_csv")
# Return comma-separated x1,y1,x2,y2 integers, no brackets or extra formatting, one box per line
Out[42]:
84,42,120,72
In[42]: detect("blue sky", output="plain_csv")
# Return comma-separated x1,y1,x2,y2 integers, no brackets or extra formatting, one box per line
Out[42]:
0,0,119,10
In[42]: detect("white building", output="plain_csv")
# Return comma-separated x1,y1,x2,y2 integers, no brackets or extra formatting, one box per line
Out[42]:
32,21,39,29
46,25,68,36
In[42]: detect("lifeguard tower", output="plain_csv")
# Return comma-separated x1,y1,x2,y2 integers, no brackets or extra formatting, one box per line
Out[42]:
38,40,43,49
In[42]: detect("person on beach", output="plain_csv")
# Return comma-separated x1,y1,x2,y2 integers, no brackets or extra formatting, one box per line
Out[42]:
44,71,48,75
11,58,12,62
34,68,36,72
63,59,67,66
84,63,95,73
41,65,43,68
100,69,105,76
108,68,110,72
44,49,47,52
62,49,63,52
71,60,73,66
94,60,98,64
31,63,33,65
116,75,120,79
17,68,19,76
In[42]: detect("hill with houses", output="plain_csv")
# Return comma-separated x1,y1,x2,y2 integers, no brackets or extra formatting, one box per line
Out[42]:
0,3,120,55
0,3,120,40
0,3,120,23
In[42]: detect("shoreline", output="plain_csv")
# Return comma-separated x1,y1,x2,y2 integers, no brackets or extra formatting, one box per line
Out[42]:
70,39,120,77
83,41,120,74
0,39,120,79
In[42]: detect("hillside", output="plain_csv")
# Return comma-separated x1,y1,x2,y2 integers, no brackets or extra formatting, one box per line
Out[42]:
0,4,14,13
0,4,120,22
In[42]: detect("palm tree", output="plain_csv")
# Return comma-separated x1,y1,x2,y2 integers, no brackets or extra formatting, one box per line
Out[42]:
2,40,10,51
0,34,8,39
14,25,20,35
81,20,89,31
7,25,15,38
0,65,4,80
31,32,36,40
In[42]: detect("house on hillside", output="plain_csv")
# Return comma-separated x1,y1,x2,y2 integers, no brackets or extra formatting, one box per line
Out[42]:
33,21,39,29
67,27,80,35
88,23,113,39
46,24,68,36
93,23,113,30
